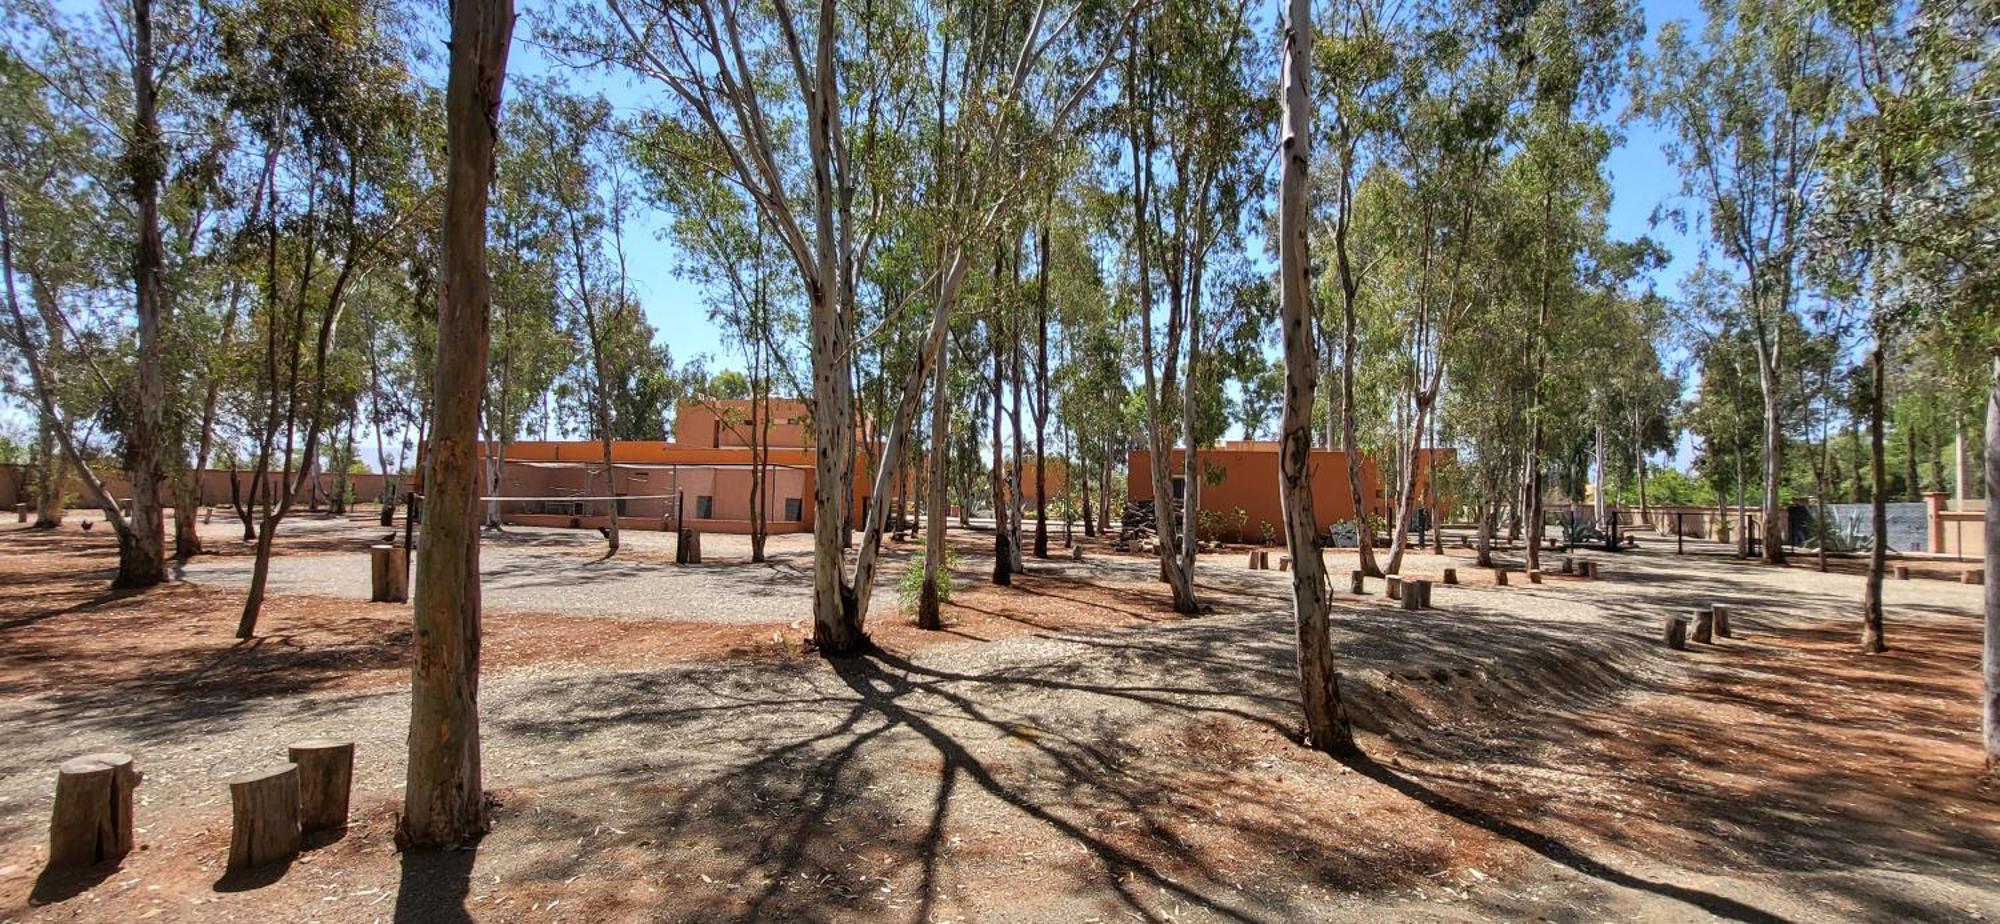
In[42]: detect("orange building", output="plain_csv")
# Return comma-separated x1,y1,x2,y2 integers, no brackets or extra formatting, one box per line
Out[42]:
436,398,877,535
1128,441,1452,542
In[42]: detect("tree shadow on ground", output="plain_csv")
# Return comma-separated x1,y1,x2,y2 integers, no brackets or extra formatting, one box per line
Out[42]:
390,845,477,924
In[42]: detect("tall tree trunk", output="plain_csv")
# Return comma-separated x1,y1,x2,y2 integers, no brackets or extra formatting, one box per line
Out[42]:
120,0,170,589
1332,118,1380,579
1980,352,1998,771
919,341,948,629
1758,360,1787,564
1008,295,1027,571
1033,225,1050,559
1862,333,1888,653
1278,0,1354,755
33,422,64,528
401,0,511,849
1905,427,1921,500
1129,41,1196,614
1098,446,1112,535
989,308,1010,586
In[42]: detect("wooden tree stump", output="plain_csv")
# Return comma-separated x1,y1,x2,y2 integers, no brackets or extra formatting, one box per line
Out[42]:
1711,604,1733,639
1386,576,1402,600
1493,568,1508,586
1069,546,1083,562
1414,579,1433,609
1692,608,1715,644
287,740,353,834
227,764,301,872
1278,555,1291,571
1526,569,1542,584
1582,561,1598,579
676,529,704,564
1966,568,1986,586
368,545,408,603
1663,616,1688,650
48,753,139,869
1560,557,1574,574
1442,567,1458,585
1400,585,1421,611
15,503,25,523
1893,564,1910,580
1350,570,1365,594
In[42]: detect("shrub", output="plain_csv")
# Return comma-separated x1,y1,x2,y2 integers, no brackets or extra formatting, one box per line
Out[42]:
898,545,959,613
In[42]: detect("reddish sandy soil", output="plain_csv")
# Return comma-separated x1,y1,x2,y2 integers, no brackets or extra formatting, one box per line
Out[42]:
0,515,1994,922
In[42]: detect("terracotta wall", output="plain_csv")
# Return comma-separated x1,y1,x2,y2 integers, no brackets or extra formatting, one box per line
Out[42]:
675,398,816,450
479,441,870,529
0,464,399,510
1128,448,1450,542
1928,493,1988,561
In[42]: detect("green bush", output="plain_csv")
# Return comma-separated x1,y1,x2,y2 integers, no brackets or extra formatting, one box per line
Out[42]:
898,545,959,613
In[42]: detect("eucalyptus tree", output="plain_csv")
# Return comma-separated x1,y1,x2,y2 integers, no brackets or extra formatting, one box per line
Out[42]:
1312,0,1398,576
512,84,633,550
0,0,218,586
402,0,513,852
549,0,1127,652
0,48,119,531
1278,0,1356,756
1645,0,1847,566
1122,0,1262,614
1808,0,1997,680
481,99,569,528
642,135,803,563
223,0,426,638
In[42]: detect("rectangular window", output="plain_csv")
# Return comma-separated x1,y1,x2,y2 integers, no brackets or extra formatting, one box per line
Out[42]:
696,495,714,519
784,497,803,521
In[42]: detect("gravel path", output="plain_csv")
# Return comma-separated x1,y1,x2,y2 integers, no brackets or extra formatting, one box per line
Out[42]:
177,528,819,623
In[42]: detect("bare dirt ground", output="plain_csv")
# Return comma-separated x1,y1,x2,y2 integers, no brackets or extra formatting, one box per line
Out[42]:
0,511,1995,922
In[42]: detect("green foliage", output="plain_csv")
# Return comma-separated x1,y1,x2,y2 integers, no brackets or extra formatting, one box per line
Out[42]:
898,545,958,615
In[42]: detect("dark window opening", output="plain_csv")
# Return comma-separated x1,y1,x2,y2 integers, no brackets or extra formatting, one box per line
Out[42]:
696,495,714,519
784,497,803,521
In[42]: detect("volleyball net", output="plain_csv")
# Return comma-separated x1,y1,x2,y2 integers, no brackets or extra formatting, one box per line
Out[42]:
476,491,687,527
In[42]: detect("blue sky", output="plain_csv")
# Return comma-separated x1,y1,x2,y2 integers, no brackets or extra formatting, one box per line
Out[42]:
511,0,1712,382
3,0,1713,472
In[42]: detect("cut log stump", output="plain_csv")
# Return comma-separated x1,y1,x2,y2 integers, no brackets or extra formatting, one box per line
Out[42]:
1386,576,1403,600
1441,567,1458,585
49,752,139,870
1560,557,1574,574
15,503,25,523
1278,555,1291,572
368,545,408,604
1526,569,1542,585
1069,546,1083,562
287,740,353,834
1893,564,1910,580
1711,604,1733,639
1400,585,1421,611
676,529,704,564
1350,570,1366,594
1493,568,1509,586
227,764,301,872
1413,579,1433,609
1664,616,1688,650
1692,608,1715,645
1966,568,1986,586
